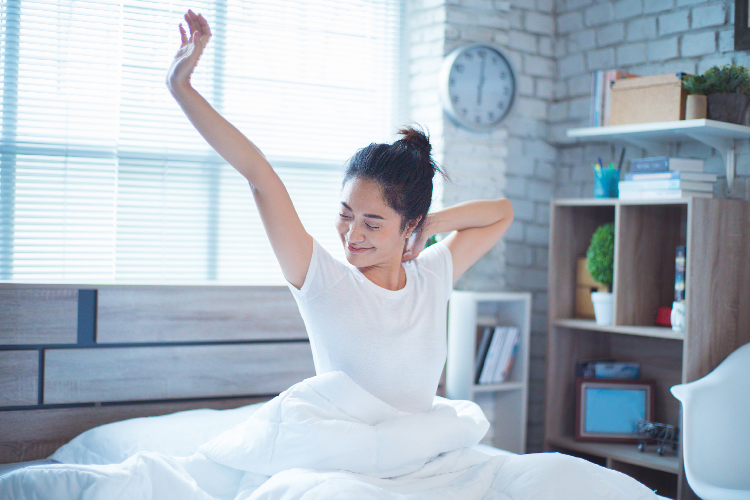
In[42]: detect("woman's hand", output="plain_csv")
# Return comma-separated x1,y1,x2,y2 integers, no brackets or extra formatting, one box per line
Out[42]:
402,220,432,262
166,10,212,95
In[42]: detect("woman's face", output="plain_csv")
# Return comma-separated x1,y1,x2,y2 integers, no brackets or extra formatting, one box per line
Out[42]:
336,177,408,268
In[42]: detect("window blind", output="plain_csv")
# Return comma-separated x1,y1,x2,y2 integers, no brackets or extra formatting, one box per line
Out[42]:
0,0,402,284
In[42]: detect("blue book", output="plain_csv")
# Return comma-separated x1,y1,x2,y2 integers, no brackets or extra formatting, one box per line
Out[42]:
619,179,713,192
624,171,717,182
630,156,704,173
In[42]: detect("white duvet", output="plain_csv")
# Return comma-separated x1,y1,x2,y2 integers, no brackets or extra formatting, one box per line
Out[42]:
0,371,658,500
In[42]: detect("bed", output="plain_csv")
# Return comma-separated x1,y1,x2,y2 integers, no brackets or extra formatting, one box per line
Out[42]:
0,284,666,499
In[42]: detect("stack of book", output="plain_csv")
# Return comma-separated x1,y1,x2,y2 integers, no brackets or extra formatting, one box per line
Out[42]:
474,325,520,385
618,157,717,200
590,69,639,127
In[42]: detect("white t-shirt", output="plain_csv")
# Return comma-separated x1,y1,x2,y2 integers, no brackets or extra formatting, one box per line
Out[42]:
287,237,453,414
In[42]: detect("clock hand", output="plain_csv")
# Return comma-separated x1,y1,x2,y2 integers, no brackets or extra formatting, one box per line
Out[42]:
477,57,486,106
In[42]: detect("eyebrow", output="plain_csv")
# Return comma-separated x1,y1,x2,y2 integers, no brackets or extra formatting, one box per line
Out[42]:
340,202,385,220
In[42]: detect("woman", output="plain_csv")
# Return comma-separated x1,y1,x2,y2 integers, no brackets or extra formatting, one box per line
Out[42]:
167,10,514,414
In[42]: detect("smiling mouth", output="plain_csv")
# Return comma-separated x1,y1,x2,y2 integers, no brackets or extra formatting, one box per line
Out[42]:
347,243,371,253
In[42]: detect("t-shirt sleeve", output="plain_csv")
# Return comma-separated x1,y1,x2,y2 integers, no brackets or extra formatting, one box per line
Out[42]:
286,237,347,302
415,240,453,301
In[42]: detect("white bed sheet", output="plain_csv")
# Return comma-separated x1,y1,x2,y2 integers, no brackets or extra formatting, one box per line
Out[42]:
0,371,665,500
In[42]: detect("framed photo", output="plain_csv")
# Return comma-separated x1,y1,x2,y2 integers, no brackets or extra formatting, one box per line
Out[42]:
736,0,750,51
575,378,655,443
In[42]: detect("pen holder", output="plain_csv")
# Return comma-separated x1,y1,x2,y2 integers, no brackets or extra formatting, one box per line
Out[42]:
594,168,620,198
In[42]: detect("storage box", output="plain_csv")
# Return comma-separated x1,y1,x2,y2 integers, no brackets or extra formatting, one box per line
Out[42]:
575,257,608,319
609,73,688,126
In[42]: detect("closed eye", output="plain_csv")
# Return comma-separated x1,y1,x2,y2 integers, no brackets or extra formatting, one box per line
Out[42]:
340,213,378,230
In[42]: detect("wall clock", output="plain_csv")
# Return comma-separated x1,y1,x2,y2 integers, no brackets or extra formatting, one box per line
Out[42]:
439,43,517,132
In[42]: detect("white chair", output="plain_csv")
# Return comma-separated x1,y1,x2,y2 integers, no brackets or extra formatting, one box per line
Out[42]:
670,342,750,500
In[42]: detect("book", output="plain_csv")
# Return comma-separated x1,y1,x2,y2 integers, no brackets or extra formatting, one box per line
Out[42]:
629,156,705,173
590,71,603,127
619,189,713,200
675,245,686,302
575,360,640,379
478,326,507,384
592,361,640,379
624,171,718,182
618,179,714,192
493,326,520,383
474,327,494,384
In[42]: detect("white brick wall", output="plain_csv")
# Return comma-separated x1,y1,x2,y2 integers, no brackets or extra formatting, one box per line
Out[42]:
405,0,750,456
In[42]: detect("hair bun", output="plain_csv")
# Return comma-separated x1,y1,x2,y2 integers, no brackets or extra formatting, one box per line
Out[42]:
397,127,431,158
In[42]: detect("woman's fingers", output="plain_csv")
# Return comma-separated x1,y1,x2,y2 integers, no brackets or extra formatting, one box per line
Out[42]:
196,13,212,38
179,23,188,47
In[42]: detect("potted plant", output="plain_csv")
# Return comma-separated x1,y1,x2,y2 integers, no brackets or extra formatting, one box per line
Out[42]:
586,222,615,325
681,65,750,124
681,73,711,120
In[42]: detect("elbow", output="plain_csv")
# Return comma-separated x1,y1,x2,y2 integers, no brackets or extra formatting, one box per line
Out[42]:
499,198,514,223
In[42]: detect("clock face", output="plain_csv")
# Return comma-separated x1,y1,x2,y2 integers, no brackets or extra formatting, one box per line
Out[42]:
440,44,516,131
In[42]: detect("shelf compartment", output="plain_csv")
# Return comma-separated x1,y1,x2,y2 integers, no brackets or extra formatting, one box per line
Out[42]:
616,204,687,327
545,328,682,445
547,436,679,474
554,319,684,340
549,203,616,322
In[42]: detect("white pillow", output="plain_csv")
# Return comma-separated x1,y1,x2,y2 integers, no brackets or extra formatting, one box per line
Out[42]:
51,403,264,465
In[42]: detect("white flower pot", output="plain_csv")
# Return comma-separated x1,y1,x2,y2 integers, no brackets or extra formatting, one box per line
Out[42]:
591,291,613,325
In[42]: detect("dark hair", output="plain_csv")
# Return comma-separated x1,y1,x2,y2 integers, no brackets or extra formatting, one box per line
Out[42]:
343,126,446,233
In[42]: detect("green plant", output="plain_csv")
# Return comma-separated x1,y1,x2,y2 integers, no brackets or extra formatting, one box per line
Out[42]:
425,234,437,248
586,222,615,289
682,65,750,95
681,74,711,95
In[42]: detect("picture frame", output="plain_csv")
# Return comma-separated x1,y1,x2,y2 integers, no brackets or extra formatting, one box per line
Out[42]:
575,378,655,443
736,0,750,51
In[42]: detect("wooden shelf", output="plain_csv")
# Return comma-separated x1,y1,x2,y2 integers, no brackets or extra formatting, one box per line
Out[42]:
548,436,679,475
567,119,750,190
554,319,685,340
547,195,750,499
553,198,692,207
471,381,524,393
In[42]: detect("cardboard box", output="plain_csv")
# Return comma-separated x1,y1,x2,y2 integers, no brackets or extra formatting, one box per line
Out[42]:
575,257,607,319
609,73,688,126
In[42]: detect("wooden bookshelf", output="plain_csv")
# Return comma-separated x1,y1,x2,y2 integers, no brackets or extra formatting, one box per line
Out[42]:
545,197,750,500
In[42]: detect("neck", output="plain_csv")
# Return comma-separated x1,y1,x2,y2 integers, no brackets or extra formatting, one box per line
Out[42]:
358,258,406,291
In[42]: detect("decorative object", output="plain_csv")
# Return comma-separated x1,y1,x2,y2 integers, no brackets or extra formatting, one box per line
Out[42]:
735,0,750,51
439,43,516,132
635,420,679,456
685,94,707,120
681,65,750,125
593,159,620,198
609,73,688,125
575,257,607,319
671,342,750,499
681,73,710,120
575,378,655,443
586,223,615,325
670,301,685,332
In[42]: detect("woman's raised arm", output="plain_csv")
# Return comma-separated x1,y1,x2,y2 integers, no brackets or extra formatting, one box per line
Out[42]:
166,10,312,289
402,199,514,282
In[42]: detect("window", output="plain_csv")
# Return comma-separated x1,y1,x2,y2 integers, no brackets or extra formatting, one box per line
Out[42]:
0,0,402,283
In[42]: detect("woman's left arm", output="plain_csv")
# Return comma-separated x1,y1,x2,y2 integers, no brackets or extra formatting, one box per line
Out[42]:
403,199,514,282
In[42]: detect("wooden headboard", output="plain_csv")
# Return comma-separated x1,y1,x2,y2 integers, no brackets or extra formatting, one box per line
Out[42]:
0,284,316,464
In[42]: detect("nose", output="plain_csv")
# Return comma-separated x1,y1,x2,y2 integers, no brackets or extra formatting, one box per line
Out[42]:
347,221,365,243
